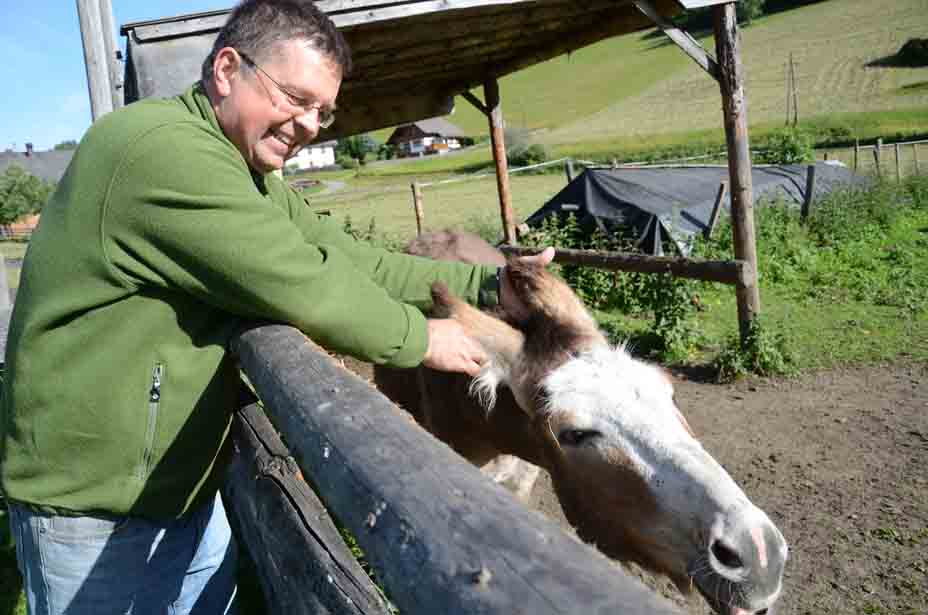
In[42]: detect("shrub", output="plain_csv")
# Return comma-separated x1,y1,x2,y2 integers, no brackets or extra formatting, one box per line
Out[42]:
757,128,814,164
713,319,796,382
0,164,54,226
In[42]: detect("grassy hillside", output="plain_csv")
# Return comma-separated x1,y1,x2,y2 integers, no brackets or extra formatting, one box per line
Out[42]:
370,0,928,148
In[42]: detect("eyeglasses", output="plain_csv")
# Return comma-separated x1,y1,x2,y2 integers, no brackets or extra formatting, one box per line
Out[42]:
237,50,336,129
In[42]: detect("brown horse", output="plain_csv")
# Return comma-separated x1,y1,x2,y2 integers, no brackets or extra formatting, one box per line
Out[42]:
375,231,787,615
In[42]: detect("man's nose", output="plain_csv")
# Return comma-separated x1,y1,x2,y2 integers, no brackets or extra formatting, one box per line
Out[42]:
293,108,320,142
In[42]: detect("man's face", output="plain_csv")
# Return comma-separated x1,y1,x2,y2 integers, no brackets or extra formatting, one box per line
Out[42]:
215,40,341,174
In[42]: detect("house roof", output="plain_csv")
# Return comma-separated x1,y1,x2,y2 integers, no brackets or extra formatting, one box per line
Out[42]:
411,117,466,138
120,0,729,140
0,150,73,184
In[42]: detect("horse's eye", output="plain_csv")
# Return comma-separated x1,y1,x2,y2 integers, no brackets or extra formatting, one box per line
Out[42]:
559,429,600,447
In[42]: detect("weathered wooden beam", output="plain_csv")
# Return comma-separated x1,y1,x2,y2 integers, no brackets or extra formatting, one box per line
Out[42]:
230,324,682,615
98,0,123,110
224,400,393,615
76,0,114,120
460,90,488,116
501,245,752,286
633,0,719,81
485,78,517,245
713,2,760,341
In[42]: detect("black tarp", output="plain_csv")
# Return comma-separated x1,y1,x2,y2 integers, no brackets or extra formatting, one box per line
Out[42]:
524,162,866,255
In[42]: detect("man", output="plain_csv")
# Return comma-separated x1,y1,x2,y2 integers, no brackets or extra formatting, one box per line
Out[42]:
1,1,553,613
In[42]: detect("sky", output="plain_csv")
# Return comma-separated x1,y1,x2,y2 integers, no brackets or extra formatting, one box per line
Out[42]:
1,1,229,152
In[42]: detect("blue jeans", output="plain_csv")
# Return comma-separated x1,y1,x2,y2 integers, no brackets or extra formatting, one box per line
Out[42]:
8,493,238,615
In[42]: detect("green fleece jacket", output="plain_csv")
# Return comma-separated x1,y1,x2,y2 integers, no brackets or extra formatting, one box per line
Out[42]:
0,84,497,519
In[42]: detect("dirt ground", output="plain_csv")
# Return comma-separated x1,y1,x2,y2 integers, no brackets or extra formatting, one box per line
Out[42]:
348,358,927,614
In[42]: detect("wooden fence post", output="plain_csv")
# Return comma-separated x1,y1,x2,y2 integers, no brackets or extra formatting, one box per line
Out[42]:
801,164,816,222
76,0,114,120
714,3,760,343
411,182,424,236
484,78,517,245
854,138,860,173
874,138,882,178
915,143,921,175
704,181,728,240
565,158,575,183
895,143,902,182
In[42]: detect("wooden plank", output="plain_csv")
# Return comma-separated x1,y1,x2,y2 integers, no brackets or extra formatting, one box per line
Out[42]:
500,245,751,286
230,325,682,615
77,0,114,120
704,181,728,239
713,3,760,341
633,0,719,81
800,164,816,221
224,400,393,615
486,78,517,245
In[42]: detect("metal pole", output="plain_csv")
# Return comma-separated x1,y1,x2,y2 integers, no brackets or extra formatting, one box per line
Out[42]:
76,0,114,121
485,78,517,245
714,3,760,342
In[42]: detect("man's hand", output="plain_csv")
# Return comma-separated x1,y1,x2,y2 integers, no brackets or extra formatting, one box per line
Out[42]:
500,246,555,322
422,318,488,377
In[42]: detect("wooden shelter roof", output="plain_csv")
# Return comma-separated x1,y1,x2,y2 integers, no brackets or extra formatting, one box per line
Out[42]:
120,0,730,140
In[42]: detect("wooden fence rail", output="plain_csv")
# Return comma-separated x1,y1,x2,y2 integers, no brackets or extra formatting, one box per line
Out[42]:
501,245,754,287
229,324,682,615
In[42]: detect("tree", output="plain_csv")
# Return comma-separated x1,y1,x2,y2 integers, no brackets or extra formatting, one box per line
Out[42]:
336,135,379,165
53,140,79,150
0,165,55,226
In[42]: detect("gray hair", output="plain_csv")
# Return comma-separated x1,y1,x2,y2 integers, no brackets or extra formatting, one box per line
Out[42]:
201,0,352,83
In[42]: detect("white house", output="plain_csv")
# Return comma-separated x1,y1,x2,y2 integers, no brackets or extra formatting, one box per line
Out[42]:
285,140,337,171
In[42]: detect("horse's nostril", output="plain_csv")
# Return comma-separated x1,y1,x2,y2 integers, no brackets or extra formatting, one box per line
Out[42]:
710,540,744,569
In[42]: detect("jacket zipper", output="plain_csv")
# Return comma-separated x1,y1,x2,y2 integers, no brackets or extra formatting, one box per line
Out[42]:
138,363,163,480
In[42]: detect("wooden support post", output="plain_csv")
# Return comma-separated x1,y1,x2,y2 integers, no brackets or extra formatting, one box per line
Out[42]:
713,3,760,342
565,158,575,183
915,143,921,175
895,143,902,182
873,139,882,179
411,182,424,236
704,181,728,240
801,164,816,222
823,151,829,161
98,0,122,110
76,0,114,120
854,138,860,173
0,253,9,312
484,78,517,245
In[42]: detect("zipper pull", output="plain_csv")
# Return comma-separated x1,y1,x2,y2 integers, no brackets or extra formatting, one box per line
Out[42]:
149,364,163,403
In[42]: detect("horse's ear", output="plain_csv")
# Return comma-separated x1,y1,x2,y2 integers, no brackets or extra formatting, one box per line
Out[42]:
503,259,602,339
431,282,525,410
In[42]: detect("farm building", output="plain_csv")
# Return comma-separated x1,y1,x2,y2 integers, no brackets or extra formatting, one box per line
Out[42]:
525,161,866,255
284,140,337,171
386,117,466,157
0,144,73,184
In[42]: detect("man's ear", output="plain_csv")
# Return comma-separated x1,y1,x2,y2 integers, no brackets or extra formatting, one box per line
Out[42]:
212,47,242,98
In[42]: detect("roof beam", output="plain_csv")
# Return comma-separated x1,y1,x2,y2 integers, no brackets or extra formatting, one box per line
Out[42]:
633,0,719,81
460,91,489,116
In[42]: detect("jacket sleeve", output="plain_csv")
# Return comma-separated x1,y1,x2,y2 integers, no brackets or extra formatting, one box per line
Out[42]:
101,122,474,367
268,176,499,311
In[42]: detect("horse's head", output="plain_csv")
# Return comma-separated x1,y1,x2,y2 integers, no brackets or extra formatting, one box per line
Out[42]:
430,259,787,615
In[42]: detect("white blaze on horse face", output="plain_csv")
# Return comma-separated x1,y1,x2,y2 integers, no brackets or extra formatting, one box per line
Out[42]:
541,347,754,559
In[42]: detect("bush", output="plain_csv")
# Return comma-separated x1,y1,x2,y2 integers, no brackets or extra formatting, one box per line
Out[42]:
757,128,814,164
0,164,54,226
508,143,550,168
335,155,359,169
713,319,796,382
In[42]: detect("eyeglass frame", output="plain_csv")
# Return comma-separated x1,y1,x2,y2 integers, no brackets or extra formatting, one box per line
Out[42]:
236,50,336,129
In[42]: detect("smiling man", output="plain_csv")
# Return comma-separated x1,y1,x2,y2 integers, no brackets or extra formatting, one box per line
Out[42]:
0,1,551,613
